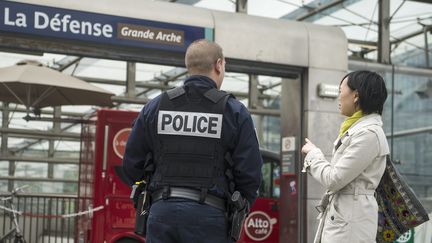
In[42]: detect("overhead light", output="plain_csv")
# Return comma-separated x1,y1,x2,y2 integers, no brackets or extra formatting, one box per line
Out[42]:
317,83,339,99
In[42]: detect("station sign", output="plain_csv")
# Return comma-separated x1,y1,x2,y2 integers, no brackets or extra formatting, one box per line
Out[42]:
281,136,296,175
0,1,213,52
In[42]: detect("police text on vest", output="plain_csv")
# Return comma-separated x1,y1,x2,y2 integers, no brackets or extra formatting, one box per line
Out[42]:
157,110,222,138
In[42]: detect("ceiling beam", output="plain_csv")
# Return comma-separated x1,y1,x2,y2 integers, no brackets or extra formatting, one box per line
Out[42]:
0,106,84,117
51,56,82,71
281,0,361,22
348,39,377,47
349,59,432,78
0,127,80,139
174,0,201,4
0,176,77,183
407,0,432,3
386,126,432,139
79,76,276,99
162,0,201,4
0,156,78,164
153,68,187,83
391,29,424,45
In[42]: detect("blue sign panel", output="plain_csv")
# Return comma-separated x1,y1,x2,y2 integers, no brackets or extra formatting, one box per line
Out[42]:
0,1,213,52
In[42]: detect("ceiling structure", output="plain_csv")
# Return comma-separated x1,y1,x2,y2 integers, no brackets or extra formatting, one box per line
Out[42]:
1,0,431,147
164,0,432,67
1,0,431,152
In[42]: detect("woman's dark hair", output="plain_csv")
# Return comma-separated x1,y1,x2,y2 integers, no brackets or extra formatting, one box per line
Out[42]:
341,70,388,115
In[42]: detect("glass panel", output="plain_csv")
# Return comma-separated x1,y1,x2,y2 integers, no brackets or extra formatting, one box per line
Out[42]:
9,111,53,130
260,163,272,198
19,142,49,155
348,67,432,212
223,72,249,91
259,115,281,153
260,75,281,109
365,70,432,212
15,181,77,194
136,63,176,81
194,0,235,12
382,72,431,137
0,161,8,176
15,162,48,178
251,75,283,153
8,137,38,149
248,0,297,18
53,141,81,153
389,74,432,204
0,180,7,192
259,155,280,199
53,164,79,180
0,52,62,68
73,58,126,80
272,164,281,198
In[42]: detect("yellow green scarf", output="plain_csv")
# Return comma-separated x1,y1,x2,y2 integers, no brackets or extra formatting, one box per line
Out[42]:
339,110,363,137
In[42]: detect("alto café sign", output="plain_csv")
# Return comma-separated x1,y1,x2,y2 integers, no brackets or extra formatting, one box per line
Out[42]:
113,128,131,159
244,211,277,241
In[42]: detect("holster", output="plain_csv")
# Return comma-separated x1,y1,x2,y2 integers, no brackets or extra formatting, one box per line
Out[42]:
131,153,154,237
228,191,249,241
134,187,151,236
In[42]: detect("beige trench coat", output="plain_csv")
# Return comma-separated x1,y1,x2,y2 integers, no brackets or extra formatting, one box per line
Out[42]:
304,114,390,243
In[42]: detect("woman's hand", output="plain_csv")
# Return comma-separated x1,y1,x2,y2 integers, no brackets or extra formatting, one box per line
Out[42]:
301,138,317,155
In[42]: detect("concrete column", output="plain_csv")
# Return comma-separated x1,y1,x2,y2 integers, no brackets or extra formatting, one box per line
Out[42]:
48,106,61,179
1,102,14,191
378,0,391,64
248,74,259,109
126,62,136,98
248,75,264,141
424,26,431,68
236,0,247,13
8,160,15,192
279,77,302,243
303,68,346,243
1,102,9,156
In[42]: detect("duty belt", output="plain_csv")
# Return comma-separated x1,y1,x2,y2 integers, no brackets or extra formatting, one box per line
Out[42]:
152,187,226,211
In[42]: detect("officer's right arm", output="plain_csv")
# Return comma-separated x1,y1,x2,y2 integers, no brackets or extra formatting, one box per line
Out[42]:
122,100,157,185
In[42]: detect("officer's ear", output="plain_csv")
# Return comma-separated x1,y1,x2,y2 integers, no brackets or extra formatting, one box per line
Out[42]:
215,58,224,74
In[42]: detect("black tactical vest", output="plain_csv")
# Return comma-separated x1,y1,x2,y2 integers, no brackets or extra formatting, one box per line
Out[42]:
151,84,231,197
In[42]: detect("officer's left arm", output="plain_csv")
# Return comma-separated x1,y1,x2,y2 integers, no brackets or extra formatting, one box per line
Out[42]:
231,108,263,206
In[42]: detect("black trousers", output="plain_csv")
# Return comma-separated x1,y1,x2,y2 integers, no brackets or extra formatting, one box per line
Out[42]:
146,198,233,243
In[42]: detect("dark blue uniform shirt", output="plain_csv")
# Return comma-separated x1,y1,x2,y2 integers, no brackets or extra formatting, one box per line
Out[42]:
122,75,263,205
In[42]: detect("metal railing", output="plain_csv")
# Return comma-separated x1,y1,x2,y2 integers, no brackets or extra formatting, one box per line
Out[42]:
0,194,78,243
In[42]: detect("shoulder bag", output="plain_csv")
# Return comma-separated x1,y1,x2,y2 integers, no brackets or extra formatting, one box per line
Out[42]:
376,156,430,242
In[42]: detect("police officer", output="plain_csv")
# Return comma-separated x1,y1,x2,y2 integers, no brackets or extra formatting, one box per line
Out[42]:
122,39,263,243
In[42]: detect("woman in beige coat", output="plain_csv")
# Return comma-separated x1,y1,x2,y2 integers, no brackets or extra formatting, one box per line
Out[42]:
302,70,390,243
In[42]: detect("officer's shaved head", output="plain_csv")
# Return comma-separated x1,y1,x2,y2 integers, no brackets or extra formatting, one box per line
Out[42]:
185,39,224,75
